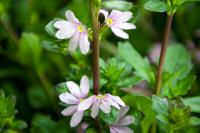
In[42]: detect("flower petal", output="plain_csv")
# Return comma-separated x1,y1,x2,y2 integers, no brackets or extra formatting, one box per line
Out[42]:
111,27,129,39
118,106,129,120
54,20,74,29
91,99,100,118
66,81,81,98
110,126,133,133
115,23,136,30
117,115,135,126
55,28,75,39
61,105,77,116
100,100,111,113
70,111,84,127
69,32,80,52
80,75,89,97
79,33,90,54
112,96,126,107
78,96,94,111
110,100,120,110
59,92,79,104
65,10,80,24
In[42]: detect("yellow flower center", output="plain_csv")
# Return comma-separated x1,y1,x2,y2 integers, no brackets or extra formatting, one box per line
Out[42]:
77,25,84,32
106,18,113,25
80,98,84,102
96,95,105,99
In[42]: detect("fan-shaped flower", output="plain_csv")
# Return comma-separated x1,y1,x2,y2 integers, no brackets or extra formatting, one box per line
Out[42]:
77,93,125,118
100,9,136,39
59,75,90,127
54,10,90,54
110,106,135,133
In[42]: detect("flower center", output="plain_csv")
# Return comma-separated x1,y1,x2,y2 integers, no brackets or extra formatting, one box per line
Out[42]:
77,25,84,32
80,98,84,102
96,95,105,99
106,18,113,25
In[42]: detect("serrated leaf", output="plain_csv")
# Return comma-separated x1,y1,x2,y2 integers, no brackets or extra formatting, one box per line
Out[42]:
102,0,133,11
183,97,200,113
144,0,168,12
152,95,169,117
118,41,155,86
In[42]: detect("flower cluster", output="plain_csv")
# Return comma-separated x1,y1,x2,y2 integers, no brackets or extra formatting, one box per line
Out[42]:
59,75,126,127
54,10,136,54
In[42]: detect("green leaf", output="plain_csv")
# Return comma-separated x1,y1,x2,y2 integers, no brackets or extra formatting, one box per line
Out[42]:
18,32,42,66
101,0,133,11
42,40,67,54
152,95,169,117
164,44,192,74
144,0,168,12
123,95,155,133
11,120,27,129
183,97,200,113
118,41,155,85
99,108,119,125
45,19,60,37
172,76,196,97
177,0,200,6
189,117,200,126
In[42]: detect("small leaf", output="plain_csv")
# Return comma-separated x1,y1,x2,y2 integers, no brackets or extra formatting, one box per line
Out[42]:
183,97,200,113
177,0,200,6
152,95,169,116
144,0,169,12
102,0,133,11
45,19,60,37
99,108,119,125
12,120,27,129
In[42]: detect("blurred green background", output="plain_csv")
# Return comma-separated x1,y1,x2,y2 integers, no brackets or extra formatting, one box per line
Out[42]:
0,0,200,132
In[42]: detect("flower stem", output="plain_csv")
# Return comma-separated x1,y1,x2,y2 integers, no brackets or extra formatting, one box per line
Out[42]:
155,14,174,96
89,0,100,95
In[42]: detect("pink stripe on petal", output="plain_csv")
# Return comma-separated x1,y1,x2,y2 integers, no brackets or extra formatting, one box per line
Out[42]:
70,111,84,127
59,92,79,104
66,81,81,98
61,105,77,116
111,27,129,39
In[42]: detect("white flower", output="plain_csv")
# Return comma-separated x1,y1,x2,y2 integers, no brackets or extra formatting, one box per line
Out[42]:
77,93,125,118
110,106,135,133
100,9,136,39
59,75,90,127
54,10,90,54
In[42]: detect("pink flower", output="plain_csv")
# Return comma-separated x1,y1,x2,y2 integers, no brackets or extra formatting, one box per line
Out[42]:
77,93,125,118
110,106,134,133
59,75,90,127
100,9,136,39
54,10,90,54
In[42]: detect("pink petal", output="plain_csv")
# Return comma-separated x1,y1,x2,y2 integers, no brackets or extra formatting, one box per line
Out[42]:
65,10,80,24
110,126,133,133
66,81,81,98
91,99,100,118
118,106,129,120
112,96,126,107
70,111,84,127
69,32,80,52
55,28,75,39
109,10,121,20
117,115,135,126
54,20,74,29
100,100,111,113
78,96,94,111
115,23,136,30
111,27,129,39
79,33,90,54
119,11,133,22
61,105,77,116
110,100,120,110
59,92,79,104
80,75,89,97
